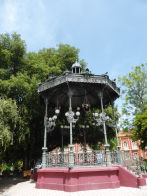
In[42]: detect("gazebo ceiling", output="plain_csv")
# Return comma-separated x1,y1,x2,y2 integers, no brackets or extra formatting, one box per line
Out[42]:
38,70,120,110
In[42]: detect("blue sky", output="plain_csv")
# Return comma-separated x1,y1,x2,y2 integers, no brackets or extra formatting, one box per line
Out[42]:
0,0,147,108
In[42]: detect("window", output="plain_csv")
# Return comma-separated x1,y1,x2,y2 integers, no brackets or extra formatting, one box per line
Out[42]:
123,141,128,150
132,141,137,148
124,141,127,147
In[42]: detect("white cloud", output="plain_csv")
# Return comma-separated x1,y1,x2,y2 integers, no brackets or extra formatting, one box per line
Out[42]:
0,0,61,51
1,0,18,31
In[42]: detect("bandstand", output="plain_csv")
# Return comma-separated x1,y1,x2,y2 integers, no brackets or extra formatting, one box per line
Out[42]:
36,61,146,191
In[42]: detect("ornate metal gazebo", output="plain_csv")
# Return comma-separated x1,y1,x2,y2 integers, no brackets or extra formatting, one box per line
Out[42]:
36,61,146,192
38,61,120,168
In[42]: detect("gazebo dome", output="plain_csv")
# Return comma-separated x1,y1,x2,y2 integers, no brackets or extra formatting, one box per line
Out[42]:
72,60,81,74
72,60,81,68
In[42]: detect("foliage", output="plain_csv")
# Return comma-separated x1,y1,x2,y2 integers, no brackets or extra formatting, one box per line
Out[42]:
109,137,117,150
25,44,86,82
0,162,7,174
118,64,147,130
133,110,147,149
0,98,23,151
0,33,26,77
144,159,147,168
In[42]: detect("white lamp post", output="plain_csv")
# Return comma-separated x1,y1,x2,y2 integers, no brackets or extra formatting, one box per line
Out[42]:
65,90,80,168
42,99,60,168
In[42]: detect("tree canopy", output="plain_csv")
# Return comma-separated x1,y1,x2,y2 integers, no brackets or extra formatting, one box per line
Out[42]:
133,109,147,149
0,33,26,77
118,64,147,130
0,98,20,150
119,64,147,148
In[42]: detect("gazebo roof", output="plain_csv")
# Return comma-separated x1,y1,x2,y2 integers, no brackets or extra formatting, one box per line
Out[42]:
38,69,120,110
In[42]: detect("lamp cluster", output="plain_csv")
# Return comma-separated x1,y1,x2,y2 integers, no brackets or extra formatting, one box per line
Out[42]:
93,112,110,126
65,109,80,124
45,109,60,132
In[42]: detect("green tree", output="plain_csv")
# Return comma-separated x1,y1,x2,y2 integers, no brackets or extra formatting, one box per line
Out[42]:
57,44,86,71
0,98,24,153
118,64,147,130
25,44,86,82
0,33,26,77
0,72,44,168
133,110,147,149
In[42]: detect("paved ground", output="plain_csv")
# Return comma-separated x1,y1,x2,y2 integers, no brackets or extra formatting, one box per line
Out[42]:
0,177,28,194
1,180,147,196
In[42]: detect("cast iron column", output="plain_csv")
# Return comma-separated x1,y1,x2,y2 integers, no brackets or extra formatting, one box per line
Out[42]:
61,128,64,152
42,97,48,168
112,102,122,164
68,90,74,168
98,91,111,166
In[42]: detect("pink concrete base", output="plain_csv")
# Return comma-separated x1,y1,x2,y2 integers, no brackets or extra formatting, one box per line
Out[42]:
118,166,138,188
118,166,146,188
138,178,146,187
36,166,146,192
36,167,120,192
142,174,147,178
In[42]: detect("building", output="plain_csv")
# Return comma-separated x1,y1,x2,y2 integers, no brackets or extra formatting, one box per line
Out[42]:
118,130,147,159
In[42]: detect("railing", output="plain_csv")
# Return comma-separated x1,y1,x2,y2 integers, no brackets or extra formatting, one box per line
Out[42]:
45,150,147,177
46,150,121,168
120,151,147,177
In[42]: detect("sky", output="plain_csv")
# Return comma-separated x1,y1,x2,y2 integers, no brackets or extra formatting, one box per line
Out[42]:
0,0,147,108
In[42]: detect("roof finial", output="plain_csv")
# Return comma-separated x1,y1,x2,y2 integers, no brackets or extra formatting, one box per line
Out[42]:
72,59,82,74
72,60,81,68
